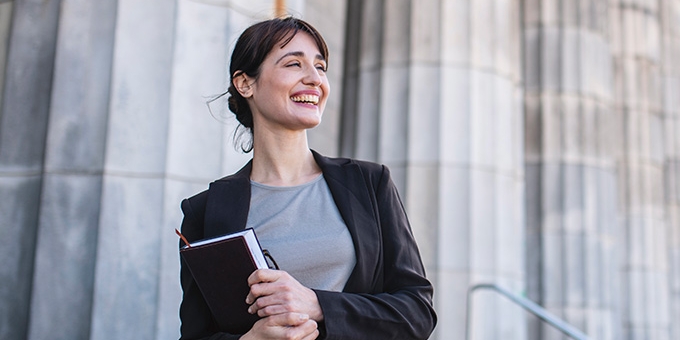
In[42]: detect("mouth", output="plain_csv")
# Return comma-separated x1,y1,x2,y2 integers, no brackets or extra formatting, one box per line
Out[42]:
290,94,320,105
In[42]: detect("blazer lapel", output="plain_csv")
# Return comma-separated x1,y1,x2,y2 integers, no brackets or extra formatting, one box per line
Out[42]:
204,161,253,239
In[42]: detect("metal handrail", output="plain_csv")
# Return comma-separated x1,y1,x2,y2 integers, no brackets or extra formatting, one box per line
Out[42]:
465,283,590,340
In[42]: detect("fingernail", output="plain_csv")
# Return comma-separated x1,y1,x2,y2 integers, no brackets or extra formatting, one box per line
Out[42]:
299,314,309,320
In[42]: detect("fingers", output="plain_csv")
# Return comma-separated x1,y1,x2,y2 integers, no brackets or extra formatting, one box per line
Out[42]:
246,269,324,322
249,294,292,316
275,314,318,340
301,330,321,340
265,312,311,327
246,269,282,304
247,268,280,286
248,313,319,340
247,285,295,316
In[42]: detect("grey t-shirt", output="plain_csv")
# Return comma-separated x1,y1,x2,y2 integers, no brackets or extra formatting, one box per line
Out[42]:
246,174,356,291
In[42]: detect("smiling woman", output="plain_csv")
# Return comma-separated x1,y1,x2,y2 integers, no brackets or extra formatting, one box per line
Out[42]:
178,17,437,340
233,31,329,143
217,18,329,153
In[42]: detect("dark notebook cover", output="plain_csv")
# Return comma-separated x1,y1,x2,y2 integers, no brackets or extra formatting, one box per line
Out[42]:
180,229,268,334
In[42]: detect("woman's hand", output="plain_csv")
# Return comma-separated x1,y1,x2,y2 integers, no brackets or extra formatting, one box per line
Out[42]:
246,269,324,322
240,313,319,340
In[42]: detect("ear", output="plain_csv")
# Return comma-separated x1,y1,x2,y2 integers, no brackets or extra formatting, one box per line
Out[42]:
232,71,254,98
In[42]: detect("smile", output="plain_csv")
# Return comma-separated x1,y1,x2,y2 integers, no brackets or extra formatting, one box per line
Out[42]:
290,94,319,105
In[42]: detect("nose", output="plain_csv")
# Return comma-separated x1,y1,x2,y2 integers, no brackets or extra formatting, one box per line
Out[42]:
302,64,322,87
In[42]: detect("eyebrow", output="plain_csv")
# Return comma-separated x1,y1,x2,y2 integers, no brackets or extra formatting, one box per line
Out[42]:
275,51,326,64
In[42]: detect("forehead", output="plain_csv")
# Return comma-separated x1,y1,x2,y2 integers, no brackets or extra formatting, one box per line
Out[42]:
269,31,324,59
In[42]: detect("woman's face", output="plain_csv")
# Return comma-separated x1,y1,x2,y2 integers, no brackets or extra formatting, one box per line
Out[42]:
243,31,330,134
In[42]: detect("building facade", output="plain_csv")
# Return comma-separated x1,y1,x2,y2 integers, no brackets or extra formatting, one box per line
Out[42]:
0,0,678,339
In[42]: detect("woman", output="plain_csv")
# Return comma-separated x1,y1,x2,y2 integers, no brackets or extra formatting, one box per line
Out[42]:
179,17,436,340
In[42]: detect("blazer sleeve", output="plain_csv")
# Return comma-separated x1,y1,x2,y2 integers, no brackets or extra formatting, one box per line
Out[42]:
314,164,437,340
178,195,242,340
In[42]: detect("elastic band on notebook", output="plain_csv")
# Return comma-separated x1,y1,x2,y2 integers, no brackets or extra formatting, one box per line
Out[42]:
263,249,279,270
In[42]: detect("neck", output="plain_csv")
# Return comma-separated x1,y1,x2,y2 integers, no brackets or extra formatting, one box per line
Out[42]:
250,131,320,186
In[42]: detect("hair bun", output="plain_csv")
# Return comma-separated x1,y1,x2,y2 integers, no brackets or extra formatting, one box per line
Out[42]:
227,92,240,115
226,87,253,129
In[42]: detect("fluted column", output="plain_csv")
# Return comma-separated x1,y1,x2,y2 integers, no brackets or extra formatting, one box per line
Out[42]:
432,1,525,338
0,1,10,113
156,2,234,339
26,1,116,339
612,0,672,338
660,1,680,339
84,1,329,338
341,1,526,338
88,1,176,338
341,1,383,160
0,1,60,339
340,0,412,191
524,0,619,339
304,0,347,156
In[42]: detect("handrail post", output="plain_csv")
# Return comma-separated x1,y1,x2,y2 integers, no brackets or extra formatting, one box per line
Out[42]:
465,283,590,340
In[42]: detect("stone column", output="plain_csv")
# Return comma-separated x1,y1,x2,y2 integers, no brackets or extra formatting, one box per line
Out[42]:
88,1,176,338
304,0,347,156
341,0,384,161
660,1,680,339
26,1,117,339
340,1,526,338
85,1,321,337
157,1,233,338
432,1,525,339
612,0,672,338
339,0,429,191
524,0,619,339
0,1,11,113
0,1,60,339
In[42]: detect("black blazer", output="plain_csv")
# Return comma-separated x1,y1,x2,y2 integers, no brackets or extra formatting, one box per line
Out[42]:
179,151,437,340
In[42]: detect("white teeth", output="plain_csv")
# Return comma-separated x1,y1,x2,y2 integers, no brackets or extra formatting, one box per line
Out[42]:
291,94,319,105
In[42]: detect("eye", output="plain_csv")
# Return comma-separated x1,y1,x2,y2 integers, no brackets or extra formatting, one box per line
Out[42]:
316,63,327,72
286,61,301,68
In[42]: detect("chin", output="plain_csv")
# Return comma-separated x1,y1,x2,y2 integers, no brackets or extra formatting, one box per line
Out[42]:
297,111,323,128
301,118,322,129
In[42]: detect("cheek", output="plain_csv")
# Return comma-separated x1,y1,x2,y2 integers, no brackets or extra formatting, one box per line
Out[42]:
321,81,331,100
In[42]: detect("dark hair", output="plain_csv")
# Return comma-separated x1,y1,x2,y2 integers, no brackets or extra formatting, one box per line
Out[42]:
220,17,329,153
